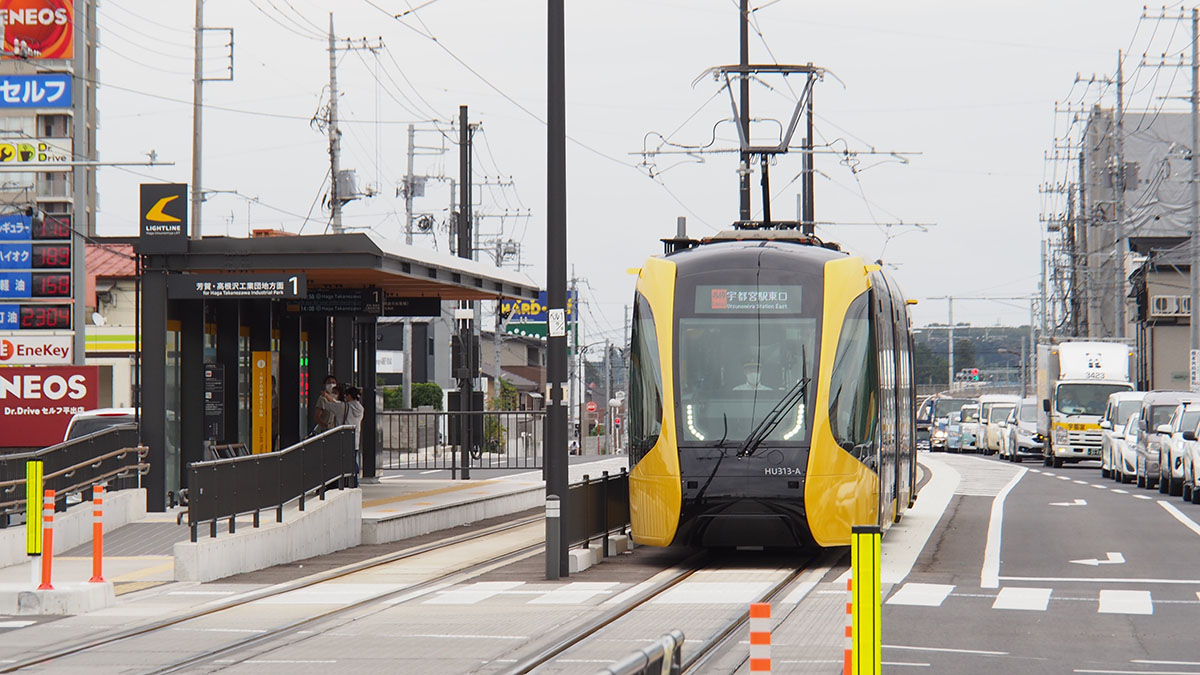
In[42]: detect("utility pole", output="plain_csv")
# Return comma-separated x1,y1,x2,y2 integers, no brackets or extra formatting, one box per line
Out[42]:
547,0,569,579
1114,51,1127,338
604,340,612,453
1191,8,1200,378
947,298,955,391
402,123,416,409
456,105,474,479
802,73,815,235
1028,299,1036,397
568,268,579,445
738,0,751,221
328,14,343,233
191,0,204,239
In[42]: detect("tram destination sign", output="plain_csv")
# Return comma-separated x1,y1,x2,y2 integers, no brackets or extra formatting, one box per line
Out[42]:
168,273,307,299
696,285,803,314
286,289,440,317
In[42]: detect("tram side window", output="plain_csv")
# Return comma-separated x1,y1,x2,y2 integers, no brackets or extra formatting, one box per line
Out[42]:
828,292,876,459
629,294,664,463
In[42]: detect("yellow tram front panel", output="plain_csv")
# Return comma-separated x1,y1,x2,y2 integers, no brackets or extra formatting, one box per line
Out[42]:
628,257,682,546
805,256,879,547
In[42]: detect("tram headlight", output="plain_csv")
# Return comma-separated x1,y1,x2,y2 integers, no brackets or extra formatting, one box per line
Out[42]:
685,404,706,441
783,403,807,440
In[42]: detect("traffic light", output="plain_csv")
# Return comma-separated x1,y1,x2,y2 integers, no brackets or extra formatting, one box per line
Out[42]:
971,368,979,381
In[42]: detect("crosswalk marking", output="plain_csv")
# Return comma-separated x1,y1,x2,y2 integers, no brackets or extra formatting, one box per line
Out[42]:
653,581,774,605
886,583,954,607
0,620,35,629
1099,589,1153,615
781,581,817,604
992,587,1052,611
528,582,617,605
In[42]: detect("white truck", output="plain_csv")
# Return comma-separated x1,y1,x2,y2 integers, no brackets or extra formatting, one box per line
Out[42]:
1037,340,1135,468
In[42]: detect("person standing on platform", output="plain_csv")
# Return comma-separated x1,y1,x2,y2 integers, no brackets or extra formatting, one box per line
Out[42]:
313,375,340,434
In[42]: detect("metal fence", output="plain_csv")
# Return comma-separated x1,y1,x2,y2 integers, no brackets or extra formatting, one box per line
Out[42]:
185,426,357,540
0,425,147,528
566,468,630,550
377,410,546,472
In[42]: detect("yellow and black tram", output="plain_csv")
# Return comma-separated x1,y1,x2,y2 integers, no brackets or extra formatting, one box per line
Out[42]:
626,229,917,548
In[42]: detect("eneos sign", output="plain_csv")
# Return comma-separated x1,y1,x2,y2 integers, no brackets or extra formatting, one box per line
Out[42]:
0,365,97,446
0,0,73,60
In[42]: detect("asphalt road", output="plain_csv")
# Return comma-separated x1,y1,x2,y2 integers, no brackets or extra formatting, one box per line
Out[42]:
885,453,1200,675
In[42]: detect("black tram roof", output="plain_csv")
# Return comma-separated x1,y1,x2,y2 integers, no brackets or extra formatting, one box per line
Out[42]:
665,232,848,275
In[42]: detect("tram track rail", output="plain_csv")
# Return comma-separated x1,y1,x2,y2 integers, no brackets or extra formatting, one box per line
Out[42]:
1,512,547,673
504,550,827,675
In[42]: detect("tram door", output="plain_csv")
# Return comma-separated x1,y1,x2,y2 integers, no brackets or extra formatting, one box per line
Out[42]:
891,282,914,515
870,274,898,527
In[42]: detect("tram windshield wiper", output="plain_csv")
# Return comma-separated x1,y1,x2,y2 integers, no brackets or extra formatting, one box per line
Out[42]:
712,413,728,448
737,376,810,459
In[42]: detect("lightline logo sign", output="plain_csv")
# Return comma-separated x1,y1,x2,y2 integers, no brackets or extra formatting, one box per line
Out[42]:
0,333,72,364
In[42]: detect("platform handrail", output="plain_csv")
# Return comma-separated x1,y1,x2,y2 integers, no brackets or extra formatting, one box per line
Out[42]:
597,630,684,675
0,425,145,526
184,426,357,541
566,468,631,550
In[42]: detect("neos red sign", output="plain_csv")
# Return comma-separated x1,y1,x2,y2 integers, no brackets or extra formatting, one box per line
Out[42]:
0,0,73,60
0,365,97,447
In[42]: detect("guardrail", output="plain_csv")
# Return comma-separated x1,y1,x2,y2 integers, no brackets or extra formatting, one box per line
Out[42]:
599,630,684,675
567,468,630,550
378,410,546,472
184,426,356,541
0,425,147,528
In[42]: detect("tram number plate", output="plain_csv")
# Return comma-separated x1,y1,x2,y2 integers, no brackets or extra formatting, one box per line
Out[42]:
764,467,802,476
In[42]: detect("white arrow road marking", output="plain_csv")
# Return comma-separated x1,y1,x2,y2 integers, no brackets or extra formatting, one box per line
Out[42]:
1070,551,1125,566
1050,498,1087,506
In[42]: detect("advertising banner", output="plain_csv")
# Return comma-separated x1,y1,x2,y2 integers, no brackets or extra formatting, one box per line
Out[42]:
0,137,72,169
0,332,71,364
0,1,74,60
0,74,70,107
0,365,99,447
500,290,577,339
137,183,188,254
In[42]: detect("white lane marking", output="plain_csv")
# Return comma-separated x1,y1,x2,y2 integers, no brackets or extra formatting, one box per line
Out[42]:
528,582,618,605
1092,484,1107,489
653,581,774,604
981,466,1027,588
603,567,692,607
1076,671,1200,674
399,633,529,640
884,455,961,584
1135,495,1153,500
1070,552,1125,566
0,620,36,629
1050,499,1087,507
884,645,1008,656
882,663,931,668
1098,589,1153,615
1158,500,1200,537
424,581,525,605
780,581,817,604
420,470,440,475
1001,576,1200,585
1058,476,1071,481
1112,489,1129,494
382,582,452,605
992,587,1052,611
885,583,954,607
1044,473,1056,477
259,583,408,605
1074,480,1089,485
1133,661,1200,666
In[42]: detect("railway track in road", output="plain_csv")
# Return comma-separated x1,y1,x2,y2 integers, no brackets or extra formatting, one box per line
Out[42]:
505,550,829,675
1,513,547,674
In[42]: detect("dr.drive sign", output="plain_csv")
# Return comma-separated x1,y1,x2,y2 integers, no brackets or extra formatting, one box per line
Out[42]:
0,366,98,447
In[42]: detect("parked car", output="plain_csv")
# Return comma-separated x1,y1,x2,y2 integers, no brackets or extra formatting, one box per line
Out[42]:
958,404,982,452
1000,396,1043,462
1135,391,1197,490
1100,391,1146,480
1158,402,1200,496
978,394,1021,456
63,407,137,441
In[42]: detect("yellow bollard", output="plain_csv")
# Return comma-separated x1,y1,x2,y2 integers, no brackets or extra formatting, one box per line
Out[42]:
25,460,43,556
851,525,881,675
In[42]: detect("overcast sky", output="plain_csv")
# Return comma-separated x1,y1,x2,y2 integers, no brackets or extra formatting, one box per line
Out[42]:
93,1,1164,341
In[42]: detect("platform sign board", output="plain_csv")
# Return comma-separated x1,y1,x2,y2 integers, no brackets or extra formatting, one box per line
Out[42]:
382,296,440,317
0,74,70,108
168,273,307,299
251,352,272,454
203,363,224,441
0,365,99,447
137,183,188,254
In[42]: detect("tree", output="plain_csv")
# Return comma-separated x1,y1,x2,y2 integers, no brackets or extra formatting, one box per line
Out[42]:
412,382,443,410
484,378,518,453
954,338,976,372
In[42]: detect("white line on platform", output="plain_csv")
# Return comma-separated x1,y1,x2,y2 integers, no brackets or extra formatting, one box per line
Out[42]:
1158,500,1200,538
1098,589,1153,614
884,645,1008,656
401,634,529,640
1001,576,1200,584
175,628,267,634
981,466,1026,588
246,661,338,665
992,586,1052,611
781,581,818,604
0,621,35,629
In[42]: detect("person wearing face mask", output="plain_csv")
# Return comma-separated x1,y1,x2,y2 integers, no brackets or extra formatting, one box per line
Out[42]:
312,375,341,434
733,361,772,391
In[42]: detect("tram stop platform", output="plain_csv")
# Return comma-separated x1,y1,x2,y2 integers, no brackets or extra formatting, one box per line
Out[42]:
0,457,629,613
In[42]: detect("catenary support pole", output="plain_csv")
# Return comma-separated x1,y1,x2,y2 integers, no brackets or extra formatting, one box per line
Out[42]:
1191,9,1200,377
947,298,955,391
738,0,750,221
191,0,204,240
328,14,343,233
547,0,569,578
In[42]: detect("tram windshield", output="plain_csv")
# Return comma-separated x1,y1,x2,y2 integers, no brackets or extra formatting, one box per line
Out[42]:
677,313,818,444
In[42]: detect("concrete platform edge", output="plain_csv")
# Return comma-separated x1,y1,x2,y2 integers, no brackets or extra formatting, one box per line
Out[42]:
361,484,543,545
0,581,115,615
0,488,147,569
173,488,362,583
